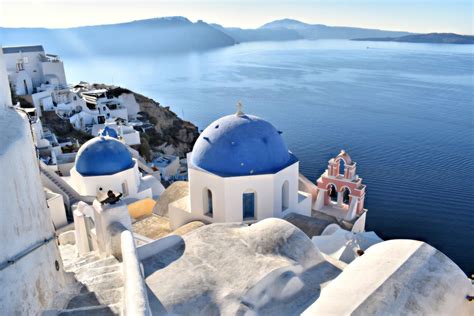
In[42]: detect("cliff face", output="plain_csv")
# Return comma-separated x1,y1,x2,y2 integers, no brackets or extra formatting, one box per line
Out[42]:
133,91,199,157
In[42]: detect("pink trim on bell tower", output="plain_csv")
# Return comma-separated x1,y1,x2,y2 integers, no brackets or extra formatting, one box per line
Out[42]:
314,150,367,221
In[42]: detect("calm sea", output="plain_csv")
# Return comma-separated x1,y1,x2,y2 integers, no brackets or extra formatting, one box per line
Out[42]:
64,40,474,274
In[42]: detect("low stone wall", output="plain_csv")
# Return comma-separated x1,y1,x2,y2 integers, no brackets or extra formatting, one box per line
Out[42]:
121,230,151,316
136,234,183,261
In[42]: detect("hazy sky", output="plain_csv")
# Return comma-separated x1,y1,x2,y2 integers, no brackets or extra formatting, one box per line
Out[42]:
0,0,472,34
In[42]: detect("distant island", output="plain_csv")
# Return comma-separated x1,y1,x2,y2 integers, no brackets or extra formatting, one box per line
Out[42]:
211,18,411,43
353,33,474,44
1,17,472,56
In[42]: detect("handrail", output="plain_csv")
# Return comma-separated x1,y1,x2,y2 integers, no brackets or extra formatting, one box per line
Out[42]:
121,230,151,316
0,235,56,271
39,160,95,204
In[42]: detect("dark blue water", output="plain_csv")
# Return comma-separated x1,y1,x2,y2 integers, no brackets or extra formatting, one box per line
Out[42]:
64,40,474,274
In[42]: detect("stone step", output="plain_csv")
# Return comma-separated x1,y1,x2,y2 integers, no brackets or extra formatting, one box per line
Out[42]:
76,264,122,282
59,244,77,258
74,256,120,273
66,292,102,309
63,253,101,272
81,271,124,288
56,303,121,315
66,288,123,309
56,245,124,316
84,278,124,294
63,257,95,272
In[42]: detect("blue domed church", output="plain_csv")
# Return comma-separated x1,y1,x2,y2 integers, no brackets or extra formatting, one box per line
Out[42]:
169,107,311,228
70,136,164,201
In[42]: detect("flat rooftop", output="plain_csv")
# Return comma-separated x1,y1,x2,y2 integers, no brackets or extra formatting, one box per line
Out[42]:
2,45,45,54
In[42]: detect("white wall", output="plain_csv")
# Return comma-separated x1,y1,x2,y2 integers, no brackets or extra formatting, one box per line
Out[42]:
70,162,140,197
32,90,54,114
0,108,71,314
45,189,68,228
108,108,128,121
122,130,141,146
187,162,309,224
0,48,12,108
4,51,45,91
15,70,34,95
117,93,140,120
69,161,157,202
223,173,275,222
189,168,227,221
41,61,67,86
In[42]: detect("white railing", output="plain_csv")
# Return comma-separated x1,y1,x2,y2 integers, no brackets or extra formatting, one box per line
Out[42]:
121,230,151,316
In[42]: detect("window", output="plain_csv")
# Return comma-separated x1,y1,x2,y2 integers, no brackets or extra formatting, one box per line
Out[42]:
23,80,29,95
342,187,351,205
204,188,213,217
339,159,345,176
243,192,256,220
282,181,289,211
121,181,129,196
328,184,338,202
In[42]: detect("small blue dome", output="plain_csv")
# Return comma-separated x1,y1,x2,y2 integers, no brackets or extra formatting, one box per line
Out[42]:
75,137,135,176
100,126,118,138
191,114,297,177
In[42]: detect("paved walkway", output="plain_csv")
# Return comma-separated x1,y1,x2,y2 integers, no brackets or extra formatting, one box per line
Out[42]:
284,211,338,238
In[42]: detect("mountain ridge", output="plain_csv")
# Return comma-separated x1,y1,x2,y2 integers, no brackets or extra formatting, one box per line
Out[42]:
0,17,236,55
1,17,470,56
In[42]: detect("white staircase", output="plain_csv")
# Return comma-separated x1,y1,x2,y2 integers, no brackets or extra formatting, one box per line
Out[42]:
50,244,124,315
39,161,93,207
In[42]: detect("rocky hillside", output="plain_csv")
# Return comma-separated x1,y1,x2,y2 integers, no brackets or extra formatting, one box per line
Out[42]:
133,91,199,158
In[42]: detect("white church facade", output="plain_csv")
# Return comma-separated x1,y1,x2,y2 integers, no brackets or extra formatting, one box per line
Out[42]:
169,107,311,228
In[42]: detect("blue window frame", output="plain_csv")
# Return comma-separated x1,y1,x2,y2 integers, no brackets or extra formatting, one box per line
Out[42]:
243,192,255,219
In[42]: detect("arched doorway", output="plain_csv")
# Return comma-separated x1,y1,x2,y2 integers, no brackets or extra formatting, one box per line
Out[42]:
243,190,256,220
282,181,289,212
328,184,337,203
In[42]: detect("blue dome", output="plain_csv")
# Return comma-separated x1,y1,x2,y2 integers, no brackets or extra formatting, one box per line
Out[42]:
75,137,135,176
100,126,118,138
191,114,297,177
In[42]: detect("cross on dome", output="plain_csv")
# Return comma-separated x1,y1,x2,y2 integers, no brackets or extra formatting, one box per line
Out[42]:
236,101,244,116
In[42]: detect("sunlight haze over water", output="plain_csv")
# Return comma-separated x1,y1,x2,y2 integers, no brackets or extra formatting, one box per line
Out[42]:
0,0,472,34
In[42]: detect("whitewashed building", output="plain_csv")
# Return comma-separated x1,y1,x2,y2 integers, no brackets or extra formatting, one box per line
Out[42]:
2,46,67,96
169,107,312,228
